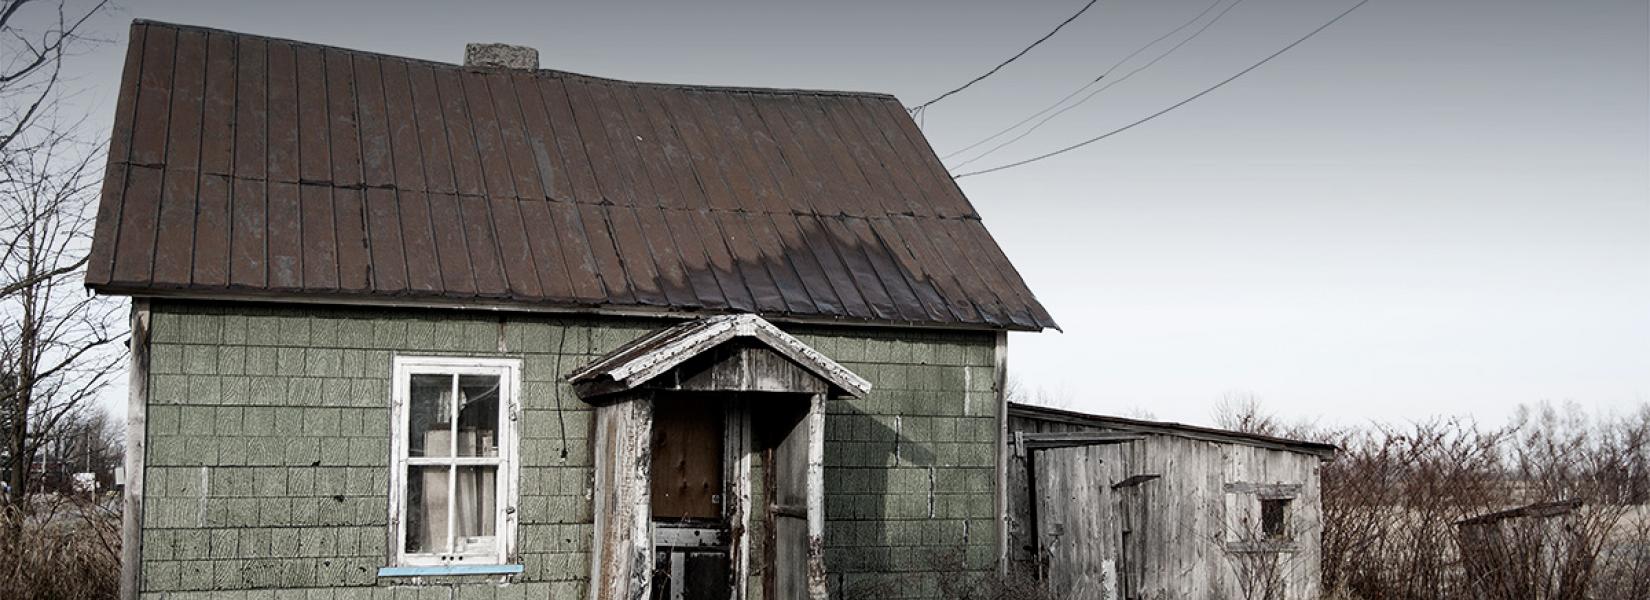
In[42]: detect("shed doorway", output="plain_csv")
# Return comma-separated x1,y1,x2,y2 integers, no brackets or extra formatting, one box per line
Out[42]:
567,315,871,600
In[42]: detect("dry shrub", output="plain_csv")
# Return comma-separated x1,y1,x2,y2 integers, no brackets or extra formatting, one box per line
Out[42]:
0,493,121,600
1315,402,1650,600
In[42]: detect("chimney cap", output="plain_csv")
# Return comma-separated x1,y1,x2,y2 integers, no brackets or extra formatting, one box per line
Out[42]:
464,43,539,70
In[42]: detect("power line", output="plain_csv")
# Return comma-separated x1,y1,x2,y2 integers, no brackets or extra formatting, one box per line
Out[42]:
952,0,1372,179
909,0,1100,113
950,0,1249,169
940,0,1228,162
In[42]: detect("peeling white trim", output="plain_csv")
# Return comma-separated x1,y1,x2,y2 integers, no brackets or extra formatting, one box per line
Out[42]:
570,314,872,399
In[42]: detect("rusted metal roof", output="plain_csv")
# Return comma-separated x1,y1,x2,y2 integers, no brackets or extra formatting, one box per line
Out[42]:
86,20,1057,331
1009,403,1339,459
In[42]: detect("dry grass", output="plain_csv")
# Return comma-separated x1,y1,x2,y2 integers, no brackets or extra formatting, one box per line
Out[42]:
0,493,121,600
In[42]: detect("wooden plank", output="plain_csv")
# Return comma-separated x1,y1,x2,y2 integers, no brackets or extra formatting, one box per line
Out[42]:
725,399,753,600
804,394,828,600
589,396,654,600
651,396,724,520
117,300,150,600
994,331,1010,576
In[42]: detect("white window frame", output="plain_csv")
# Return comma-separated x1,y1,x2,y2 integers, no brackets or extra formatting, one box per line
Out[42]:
388,356,521,567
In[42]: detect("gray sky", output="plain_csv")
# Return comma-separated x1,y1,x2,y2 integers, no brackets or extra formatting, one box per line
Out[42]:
41,0,1649,426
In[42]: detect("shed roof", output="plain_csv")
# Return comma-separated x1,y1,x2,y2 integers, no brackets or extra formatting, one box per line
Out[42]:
1008,402,1338,459
86,20,1057,331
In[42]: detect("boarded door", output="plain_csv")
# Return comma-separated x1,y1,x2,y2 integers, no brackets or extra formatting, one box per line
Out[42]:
1033,445,1120,600
651,397,731,600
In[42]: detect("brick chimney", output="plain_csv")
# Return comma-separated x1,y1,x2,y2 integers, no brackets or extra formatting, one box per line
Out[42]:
464,43,539,70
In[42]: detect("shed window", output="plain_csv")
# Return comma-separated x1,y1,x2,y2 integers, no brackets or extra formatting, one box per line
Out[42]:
390,357,520,566
1261,498,1290,540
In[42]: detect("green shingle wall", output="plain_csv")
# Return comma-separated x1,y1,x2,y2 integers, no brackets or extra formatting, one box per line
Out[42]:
138,300,1000,599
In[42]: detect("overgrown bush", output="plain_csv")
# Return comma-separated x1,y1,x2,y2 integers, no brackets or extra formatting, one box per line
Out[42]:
0,493,121,600
1310,402,1650,600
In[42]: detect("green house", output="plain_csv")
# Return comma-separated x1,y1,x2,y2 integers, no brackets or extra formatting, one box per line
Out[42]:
87,20,1056,600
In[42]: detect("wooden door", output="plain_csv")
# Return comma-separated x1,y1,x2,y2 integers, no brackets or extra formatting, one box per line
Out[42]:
755,400,812,600
1033,445,1119,600
651,397,731,600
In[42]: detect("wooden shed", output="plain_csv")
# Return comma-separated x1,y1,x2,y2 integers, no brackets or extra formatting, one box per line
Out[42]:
88,20,1056,600
1006,403,1336,600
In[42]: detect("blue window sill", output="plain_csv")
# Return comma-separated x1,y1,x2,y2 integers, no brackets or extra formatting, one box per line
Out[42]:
377,564,524,578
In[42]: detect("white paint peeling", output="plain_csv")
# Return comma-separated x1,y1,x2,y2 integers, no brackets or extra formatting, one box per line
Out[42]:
568,314,872,399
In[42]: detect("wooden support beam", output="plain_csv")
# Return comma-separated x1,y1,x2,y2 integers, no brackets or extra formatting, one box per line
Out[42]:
589,395,654,600
805,393,828,600
119,299,150,600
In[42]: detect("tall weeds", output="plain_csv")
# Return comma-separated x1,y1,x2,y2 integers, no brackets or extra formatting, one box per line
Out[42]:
0,493,121,600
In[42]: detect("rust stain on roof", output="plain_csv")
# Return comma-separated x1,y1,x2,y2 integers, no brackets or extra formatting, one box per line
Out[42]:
87,20,1058,331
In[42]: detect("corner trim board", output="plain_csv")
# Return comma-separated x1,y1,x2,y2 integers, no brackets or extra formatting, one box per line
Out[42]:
119,299,150,600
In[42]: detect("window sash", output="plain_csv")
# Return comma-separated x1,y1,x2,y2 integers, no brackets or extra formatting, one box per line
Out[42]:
390,357,519,567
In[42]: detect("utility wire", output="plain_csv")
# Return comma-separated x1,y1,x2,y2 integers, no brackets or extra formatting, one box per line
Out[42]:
953,0,1371,179
950,0,1248,168
909,0,1100,113
940,0,1227,161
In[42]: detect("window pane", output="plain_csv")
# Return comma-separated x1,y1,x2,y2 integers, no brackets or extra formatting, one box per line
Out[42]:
452,465,499,556
456,374,501,458
1262,498,1289,539
405,465,451,554
409,374,453,458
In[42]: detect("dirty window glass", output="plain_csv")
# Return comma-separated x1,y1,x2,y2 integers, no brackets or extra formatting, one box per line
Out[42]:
393,359,517,566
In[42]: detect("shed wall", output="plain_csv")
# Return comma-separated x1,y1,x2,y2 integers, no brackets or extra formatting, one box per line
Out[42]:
135,300,1000,599
1007,414,1325,600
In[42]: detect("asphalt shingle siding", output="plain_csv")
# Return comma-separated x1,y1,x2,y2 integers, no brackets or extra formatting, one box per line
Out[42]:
138,300,1000,599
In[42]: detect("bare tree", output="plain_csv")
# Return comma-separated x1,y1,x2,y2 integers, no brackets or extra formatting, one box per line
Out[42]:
1004,374,1077,410
1213,392,1280,436
0,0,119,530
